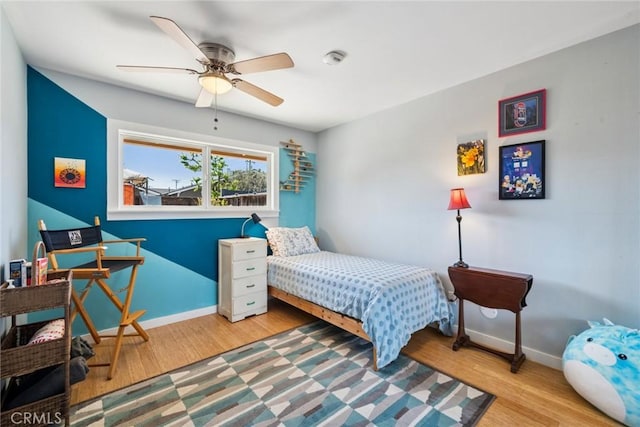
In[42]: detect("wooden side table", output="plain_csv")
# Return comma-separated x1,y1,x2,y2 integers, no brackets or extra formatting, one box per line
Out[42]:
448,266,533,373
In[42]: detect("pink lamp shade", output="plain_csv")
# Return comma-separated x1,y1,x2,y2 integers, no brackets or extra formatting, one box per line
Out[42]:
448,188,471,210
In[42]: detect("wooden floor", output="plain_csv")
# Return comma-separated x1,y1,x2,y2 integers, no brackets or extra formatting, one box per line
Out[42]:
71,299,620,426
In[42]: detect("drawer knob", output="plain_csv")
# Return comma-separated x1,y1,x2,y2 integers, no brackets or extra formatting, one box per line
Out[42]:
246,284,256,288
246,267,256,271
246,250,256,254
246,301,255,306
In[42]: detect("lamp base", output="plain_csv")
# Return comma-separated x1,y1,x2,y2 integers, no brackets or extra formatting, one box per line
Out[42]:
453,260,469,268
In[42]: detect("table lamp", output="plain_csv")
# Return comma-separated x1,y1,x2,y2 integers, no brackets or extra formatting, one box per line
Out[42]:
240,213,262,238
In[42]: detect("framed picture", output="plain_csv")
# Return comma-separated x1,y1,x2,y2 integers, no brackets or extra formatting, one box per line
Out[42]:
457,139,485,176
499,140,545,200
498,89,546,137
54,157,86,188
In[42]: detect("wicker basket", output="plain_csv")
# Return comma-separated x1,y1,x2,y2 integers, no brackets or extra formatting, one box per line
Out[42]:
0,273,71,316
0,265,71,426
0,383,68,426
0,319,68,378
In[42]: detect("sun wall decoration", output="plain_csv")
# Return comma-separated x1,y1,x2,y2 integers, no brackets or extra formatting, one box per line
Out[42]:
457,139,486,176
54,157,86,188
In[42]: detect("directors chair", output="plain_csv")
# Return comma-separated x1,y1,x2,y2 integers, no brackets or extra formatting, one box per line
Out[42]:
38,216,148,380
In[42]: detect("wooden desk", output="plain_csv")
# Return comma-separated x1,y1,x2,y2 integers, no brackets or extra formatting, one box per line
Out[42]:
448,266,533,373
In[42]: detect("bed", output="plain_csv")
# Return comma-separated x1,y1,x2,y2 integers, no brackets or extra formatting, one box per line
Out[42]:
265,226,455,370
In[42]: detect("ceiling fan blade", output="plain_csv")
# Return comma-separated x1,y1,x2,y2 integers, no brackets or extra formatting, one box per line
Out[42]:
150,16,211,65
232,79,284,106
195,88,214,108
117,65,199,74
231,53,294,75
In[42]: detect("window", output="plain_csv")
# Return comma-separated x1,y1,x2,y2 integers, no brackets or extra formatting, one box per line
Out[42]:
107,120,279,220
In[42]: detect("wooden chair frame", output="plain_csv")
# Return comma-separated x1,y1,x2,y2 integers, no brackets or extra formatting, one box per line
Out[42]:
38,216,148,380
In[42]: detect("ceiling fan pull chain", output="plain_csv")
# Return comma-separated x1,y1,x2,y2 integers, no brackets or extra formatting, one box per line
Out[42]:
213,92,219,131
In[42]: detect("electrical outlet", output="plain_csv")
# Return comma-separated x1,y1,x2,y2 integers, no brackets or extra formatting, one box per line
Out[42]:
480,307,498,319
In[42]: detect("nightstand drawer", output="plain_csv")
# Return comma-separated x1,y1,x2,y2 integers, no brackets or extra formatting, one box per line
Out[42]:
232,275,267,298
233,292,267,315
232,241,266,261
232,258,267,279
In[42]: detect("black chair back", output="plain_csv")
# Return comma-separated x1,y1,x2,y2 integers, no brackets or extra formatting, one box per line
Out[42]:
40,225,103,252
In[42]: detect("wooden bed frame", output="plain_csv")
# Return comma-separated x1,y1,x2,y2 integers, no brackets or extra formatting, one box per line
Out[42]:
267,285,378,370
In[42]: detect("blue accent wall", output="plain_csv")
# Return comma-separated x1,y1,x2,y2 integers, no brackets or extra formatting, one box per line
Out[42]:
28,67,107,219
26,67,316,333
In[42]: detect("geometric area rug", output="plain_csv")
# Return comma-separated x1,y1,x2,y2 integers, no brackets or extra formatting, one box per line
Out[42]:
70,321,495,426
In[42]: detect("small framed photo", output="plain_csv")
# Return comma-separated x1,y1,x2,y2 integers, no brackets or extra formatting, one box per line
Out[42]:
499,140,545,200
498,89,546,137
54,157,86,188
457,139,485,176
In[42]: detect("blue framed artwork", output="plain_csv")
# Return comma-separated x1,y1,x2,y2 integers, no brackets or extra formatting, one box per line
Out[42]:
499,140,545,200
498,89,546,137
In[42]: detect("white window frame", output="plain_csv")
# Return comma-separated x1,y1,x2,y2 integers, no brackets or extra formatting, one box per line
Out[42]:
107,119,279,221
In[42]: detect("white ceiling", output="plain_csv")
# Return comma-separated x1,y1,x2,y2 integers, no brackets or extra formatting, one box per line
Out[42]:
3,1,639,132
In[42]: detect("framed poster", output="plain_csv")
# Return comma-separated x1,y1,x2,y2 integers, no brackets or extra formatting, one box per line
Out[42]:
499,140,545,200
498,89,546,137
54,157,86,188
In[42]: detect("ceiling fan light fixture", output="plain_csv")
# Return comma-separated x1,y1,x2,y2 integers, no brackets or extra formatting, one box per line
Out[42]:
199,72,233,94
124,17,291,106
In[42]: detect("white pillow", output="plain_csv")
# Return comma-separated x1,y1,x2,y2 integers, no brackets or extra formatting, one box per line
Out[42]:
27,319,65,345
266,226,320,257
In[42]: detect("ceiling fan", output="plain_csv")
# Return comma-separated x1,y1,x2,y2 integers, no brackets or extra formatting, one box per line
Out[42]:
117,16,294,107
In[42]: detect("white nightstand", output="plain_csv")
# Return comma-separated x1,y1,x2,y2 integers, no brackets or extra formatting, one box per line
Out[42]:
217,237,268,322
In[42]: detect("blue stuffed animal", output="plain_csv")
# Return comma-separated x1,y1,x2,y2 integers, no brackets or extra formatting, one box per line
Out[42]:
563,318,639,426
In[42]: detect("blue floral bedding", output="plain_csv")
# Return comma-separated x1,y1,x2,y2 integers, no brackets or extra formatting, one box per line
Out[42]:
267,251,454,369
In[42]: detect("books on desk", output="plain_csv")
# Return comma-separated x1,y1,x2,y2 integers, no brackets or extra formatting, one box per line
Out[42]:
9,258,48,287
33,258,48,286
9,259,26,287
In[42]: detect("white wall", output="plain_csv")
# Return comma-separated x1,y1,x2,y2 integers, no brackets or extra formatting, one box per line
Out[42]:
37,69,317,155
0,8,28,277
0,7,27,341
316,25,639,367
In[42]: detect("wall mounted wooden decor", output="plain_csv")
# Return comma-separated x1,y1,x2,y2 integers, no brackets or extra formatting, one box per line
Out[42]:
280,139,314,193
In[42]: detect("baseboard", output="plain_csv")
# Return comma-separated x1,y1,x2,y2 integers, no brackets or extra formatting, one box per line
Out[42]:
82,305,218,344
462,326,563,370
80,306,563,371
